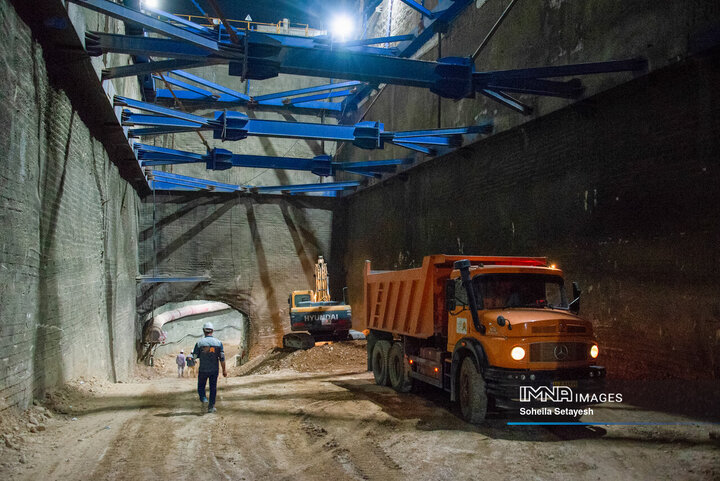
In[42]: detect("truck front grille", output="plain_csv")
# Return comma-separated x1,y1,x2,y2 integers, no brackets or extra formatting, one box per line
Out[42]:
529,342,588,362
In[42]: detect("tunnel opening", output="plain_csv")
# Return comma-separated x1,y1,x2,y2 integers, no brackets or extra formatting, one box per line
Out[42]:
140,300,249,367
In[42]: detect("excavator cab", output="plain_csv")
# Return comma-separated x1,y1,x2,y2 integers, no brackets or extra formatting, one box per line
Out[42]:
283,257,352,350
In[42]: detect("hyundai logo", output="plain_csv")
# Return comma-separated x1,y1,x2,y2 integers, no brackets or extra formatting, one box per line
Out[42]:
553,344,569,360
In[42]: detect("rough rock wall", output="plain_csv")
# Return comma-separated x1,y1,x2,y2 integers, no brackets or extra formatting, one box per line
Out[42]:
339,53,720,380
0,1,140,409
138,194,339,353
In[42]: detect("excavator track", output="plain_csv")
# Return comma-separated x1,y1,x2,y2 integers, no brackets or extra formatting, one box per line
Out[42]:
282,332,315,350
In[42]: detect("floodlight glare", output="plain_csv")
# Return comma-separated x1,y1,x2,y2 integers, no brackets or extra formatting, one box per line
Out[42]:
143,0,159,9
330,14,354,40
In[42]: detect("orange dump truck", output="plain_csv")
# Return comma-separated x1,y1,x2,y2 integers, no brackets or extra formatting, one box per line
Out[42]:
363,255,605,423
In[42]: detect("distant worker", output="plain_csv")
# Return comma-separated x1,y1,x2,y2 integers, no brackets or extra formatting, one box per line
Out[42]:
192,322,227,414
175,350,186,377
186,353,197,378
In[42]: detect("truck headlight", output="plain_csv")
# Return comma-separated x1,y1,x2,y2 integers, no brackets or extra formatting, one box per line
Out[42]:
511,346,526,361
590,344,599,359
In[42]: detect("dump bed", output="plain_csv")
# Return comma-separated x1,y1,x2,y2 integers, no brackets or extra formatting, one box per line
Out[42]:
363,255,546,338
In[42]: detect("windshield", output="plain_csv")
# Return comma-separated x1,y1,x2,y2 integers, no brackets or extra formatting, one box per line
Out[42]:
475,274,568,309
294,294,311,305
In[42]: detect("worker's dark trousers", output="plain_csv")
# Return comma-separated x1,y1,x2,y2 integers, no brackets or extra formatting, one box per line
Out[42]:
197,371,219,406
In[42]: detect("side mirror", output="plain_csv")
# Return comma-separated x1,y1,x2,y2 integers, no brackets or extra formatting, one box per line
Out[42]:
288,295,292,307
569,282,581,314
446,280,456,311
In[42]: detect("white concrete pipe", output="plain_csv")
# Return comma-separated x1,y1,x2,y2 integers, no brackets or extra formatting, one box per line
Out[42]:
146,302,230,343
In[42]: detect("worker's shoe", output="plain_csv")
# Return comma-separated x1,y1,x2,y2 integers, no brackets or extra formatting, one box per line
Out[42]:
200,397,208,403
207,406,217,414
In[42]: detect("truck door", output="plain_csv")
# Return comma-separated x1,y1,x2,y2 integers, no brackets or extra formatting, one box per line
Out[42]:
446,278,471,348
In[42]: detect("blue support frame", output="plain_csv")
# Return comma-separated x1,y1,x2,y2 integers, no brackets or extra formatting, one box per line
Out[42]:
399,0,435,19
137,276,211,284
145,169,360,196
118,97,492,154
69,0,218,51
149,71,355,117
73,0,647,109
135,144,412,178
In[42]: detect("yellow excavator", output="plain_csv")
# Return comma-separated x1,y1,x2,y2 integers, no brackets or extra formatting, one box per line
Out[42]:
283,256,352,350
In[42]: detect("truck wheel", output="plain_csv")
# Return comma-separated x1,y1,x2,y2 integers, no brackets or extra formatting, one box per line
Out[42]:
458,356,488,424
388,342,413,393
372,340,391,386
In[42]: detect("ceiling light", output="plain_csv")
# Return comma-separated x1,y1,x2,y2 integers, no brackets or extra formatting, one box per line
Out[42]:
330,14,354,41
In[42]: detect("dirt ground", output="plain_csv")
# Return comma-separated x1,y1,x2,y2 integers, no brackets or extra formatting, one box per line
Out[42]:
1,340,719,480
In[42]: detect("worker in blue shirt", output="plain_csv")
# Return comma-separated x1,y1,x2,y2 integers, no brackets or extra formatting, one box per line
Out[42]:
192,322,227,413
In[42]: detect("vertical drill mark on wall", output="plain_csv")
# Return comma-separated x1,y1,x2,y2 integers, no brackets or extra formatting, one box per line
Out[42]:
385,0,395,48
90,136,117,382
244,199,284,347
34,102,74,397
31,41,44,205
280,202,318,288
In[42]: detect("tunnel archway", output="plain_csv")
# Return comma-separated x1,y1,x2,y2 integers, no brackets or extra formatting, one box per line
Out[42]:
142,300,249,366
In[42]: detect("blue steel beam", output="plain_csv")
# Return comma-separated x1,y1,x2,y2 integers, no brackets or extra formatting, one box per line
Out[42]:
252,181,360,193
170,70,249,100
67,0,218,51
142,5,212,35
151,74,217,98
283,89,355,105
153,90,344,115
397,0,474,58
253,81,363,101
152,72,352,116
147,170,246,191
328,35,416,47
399,0,435,19
84,32,225,60
146,170,360,196
102,59,221,80
134,144,412,177
118,97,492,151
137,276,211,283
84,22,646,104
116,96,209,124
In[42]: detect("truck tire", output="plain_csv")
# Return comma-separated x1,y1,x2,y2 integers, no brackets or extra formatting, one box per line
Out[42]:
372,340,391,386
388,342,413,393
458,356,488,424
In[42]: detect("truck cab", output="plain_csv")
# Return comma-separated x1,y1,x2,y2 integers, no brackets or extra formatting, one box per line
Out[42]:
445,262,605,414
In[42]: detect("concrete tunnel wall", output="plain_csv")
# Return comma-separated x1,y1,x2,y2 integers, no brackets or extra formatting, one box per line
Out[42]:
337,53,720,381
0,0,142,409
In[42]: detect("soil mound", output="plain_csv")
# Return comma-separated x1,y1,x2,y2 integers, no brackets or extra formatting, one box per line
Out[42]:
236,341,367,376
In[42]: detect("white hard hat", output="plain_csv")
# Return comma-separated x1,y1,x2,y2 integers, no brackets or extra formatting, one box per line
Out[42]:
203,322,214,331
180,350,184,353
